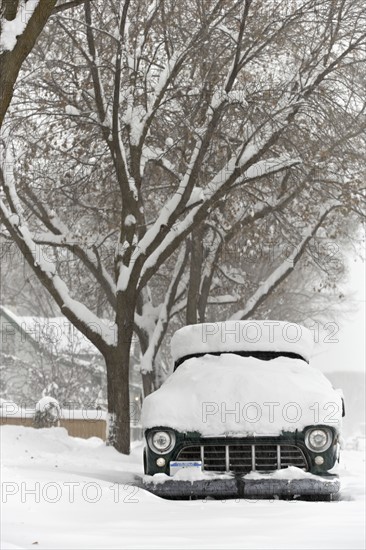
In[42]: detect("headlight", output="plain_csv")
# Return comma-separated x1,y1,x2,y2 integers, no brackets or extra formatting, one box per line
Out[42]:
305,428,332,452
148,430,175,454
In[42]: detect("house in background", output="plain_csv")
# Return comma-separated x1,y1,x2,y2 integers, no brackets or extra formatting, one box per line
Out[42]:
0,305,142,436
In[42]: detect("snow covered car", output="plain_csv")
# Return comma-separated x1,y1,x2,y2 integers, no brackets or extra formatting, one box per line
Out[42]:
142,321,344,499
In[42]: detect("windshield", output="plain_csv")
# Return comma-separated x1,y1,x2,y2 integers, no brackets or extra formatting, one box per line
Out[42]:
173,350,308,371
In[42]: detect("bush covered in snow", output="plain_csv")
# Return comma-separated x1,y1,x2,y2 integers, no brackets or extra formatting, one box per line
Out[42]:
33,396,61,428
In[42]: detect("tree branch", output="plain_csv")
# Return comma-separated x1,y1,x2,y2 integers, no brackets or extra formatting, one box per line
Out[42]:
53,0,87,14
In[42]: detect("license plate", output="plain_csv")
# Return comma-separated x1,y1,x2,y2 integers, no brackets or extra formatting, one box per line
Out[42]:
169,460,202,476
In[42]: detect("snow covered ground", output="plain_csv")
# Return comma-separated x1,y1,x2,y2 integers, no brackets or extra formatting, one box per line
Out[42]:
1,425,365,550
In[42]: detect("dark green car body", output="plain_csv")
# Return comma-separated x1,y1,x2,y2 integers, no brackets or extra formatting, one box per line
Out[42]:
144,425,339,477
143,424,341,499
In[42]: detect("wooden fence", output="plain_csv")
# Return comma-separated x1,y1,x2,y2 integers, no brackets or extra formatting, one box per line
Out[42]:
0,408,142,441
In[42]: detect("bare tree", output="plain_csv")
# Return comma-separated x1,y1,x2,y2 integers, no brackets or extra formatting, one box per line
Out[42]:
1,0,365,453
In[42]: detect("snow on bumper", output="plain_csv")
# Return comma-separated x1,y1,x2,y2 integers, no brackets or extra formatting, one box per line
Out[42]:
142,475,340,499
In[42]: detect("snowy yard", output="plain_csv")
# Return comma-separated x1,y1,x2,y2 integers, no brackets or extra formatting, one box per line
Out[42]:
1,425,365,550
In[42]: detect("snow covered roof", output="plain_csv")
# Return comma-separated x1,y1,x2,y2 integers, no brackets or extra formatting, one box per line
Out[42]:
0,306,101,356
171,321,314,363
142,354,342,436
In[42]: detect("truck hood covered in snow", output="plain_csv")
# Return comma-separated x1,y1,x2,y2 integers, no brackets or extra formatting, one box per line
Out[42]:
142,354,342,436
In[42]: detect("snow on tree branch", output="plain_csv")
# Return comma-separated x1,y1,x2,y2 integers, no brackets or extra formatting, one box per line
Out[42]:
0,158,116,352
0,0,57,126
230,203,340,321
0,0,39,52
139,245,189,375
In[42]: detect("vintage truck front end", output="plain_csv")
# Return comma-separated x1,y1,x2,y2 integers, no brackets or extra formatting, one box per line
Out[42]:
143,427,340,498
142,321,343,499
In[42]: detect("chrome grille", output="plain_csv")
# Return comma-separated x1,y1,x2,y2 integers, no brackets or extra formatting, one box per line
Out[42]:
204,445,226,472
176,443,307,473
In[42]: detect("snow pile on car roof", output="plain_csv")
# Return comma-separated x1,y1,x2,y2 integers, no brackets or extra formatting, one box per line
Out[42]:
171,321,314,363
142,354,342,436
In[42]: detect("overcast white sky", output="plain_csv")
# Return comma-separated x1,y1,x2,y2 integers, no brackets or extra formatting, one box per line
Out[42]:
313,250,365,374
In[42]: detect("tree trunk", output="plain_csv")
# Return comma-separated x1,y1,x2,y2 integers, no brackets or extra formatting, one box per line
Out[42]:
105,345,131,454
142,371,155,398
139,329,156,398
186,228,204,325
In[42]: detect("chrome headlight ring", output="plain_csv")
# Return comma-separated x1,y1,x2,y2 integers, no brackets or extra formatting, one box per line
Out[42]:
148,430,176,454
305,427,333,452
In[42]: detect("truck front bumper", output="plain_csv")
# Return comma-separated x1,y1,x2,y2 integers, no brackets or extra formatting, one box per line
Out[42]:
142,475,340,500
